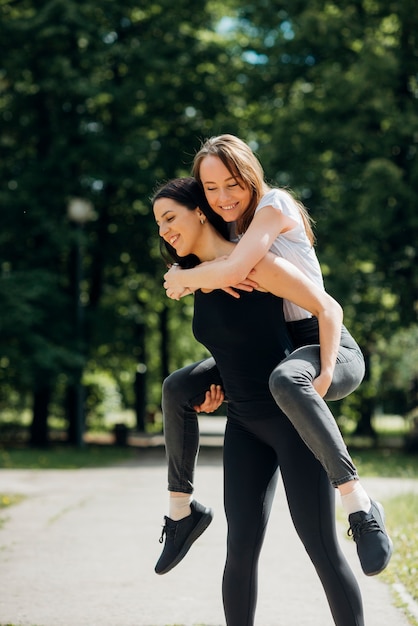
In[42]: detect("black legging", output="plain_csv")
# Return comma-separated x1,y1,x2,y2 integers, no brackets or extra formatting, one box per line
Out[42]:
223,409,364,626
191,288,364,626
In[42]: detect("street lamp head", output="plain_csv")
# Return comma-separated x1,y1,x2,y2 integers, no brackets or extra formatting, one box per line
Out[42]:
67,198,96,224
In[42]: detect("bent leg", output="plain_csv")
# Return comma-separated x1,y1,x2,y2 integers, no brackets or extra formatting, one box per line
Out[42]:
270,333,392,578
269,328,364,486
162,358,223,493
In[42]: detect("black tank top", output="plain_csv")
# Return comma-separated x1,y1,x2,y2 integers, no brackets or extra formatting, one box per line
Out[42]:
193,289,294,420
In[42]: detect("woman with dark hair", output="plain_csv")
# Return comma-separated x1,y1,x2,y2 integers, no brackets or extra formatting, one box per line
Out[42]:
152,176,368,626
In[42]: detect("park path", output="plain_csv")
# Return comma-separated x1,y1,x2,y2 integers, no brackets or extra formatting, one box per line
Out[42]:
0,425,417,626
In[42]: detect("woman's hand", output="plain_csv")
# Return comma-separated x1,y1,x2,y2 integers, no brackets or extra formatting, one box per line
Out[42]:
312,372,333,398
165,286,194,300
221,277,259,299
164,264,186,294
164,262,259,299
193,384,225,413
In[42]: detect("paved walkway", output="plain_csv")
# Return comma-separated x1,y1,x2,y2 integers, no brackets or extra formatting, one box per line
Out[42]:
1,424,417,626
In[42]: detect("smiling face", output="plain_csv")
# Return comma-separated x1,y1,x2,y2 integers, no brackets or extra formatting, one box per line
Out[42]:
199,155,252,223
153,197,204,258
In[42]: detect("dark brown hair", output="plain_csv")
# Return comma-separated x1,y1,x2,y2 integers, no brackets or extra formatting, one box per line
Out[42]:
152,177,229,268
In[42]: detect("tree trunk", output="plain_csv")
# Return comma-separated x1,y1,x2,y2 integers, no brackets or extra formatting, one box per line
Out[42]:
30,384,51,447
353,348,377,439
353,396,376,438
134,368,146,432
134,320,146,432
66,381,85,446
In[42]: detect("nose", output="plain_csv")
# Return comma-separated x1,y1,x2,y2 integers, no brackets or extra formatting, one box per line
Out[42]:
218,186,231,202
159,222,169,238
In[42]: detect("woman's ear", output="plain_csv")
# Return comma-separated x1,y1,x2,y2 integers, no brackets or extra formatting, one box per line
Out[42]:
196,210,206,225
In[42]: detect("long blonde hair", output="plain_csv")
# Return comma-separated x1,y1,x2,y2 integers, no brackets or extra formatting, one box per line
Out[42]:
192,134,315,244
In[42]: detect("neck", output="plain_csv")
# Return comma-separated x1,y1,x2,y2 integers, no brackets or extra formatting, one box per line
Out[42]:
193,225,234,262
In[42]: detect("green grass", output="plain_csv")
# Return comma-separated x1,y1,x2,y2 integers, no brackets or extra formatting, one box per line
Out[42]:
350,448,418,479
0,443,137,469
380,493,418,626
336,448,418,625
0,494,25,508
333,448,418,626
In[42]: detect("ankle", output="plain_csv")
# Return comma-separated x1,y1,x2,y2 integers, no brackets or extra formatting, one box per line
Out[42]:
169,493,193,521
338,479,358,497
340,481,371,515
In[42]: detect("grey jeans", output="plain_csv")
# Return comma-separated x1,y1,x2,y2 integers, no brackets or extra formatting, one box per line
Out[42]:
162,319,365,492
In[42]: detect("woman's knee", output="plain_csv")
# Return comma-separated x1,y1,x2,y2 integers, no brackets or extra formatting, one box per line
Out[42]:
162,368,189,405
162,359,217,408
269,361,310,401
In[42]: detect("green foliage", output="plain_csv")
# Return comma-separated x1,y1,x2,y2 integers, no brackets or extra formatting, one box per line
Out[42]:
0,0,235,441
0,445,136,469
83,370,123,427
0,0,417,441
351,449,418,478
376,325,418,416
236,1,417,328
224,0,418,429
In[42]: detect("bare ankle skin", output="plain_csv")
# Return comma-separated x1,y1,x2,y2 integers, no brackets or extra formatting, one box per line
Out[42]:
338,479,359,497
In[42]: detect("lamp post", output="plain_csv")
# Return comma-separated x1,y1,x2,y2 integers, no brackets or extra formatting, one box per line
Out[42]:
67,198,95,447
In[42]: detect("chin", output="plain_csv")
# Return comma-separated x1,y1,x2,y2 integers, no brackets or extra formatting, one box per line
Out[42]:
220,212,237,223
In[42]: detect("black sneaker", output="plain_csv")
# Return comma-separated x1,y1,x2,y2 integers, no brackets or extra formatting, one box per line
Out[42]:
348,500,393,576
155,500,213,575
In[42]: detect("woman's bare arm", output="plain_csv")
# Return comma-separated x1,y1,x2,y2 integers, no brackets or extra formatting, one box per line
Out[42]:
253,253,343,397
163,205,292,295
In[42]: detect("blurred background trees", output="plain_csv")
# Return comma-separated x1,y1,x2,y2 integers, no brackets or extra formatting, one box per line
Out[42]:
0,0,417,446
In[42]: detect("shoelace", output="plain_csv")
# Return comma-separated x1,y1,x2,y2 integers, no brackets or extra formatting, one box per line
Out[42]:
348,516,381,540
158,525,166,544
158,517,175,543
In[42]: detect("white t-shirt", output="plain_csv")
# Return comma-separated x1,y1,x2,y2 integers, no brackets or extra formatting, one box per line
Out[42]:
254,189,324,322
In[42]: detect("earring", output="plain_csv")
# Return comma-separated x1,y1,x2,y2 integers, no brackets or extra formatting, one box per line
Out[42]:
200,218,205,225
